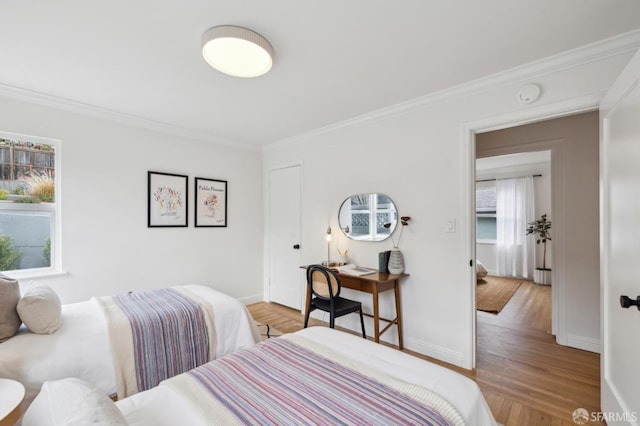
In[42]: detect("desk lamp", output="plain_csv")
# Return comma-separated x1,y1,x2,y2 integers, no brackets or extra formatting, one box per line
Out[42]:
322,226,334,266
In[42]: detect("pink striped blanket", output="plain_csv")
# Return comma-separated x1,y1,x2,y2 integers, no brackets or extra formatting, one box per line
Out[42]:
96,287,217,398
186,336,462,425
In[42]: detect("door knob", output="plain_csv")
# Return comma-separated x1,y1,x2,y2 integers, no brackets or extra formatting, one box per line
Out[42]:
293,244,300,250
620,295,640,310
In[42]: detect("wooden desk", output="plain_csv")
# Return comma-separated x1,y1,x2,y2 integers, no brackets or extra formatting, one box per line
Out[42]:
302,266,409,349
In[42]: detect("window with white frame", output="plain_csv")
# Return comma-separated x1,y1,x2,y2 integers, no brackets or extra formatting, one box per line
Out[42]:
0,132,60,275
476,186,496,242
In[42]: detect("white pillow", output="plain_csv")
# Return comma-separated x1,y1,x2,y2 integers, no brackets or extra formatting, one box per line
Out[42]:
23,378,128,426
476,260,488,280
17,283,62,334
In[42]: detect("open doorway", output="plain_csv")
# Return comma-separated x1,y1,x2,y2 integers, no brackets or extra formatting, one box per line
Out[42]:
475,151,551,316
474,151,555,362
469,111,600,369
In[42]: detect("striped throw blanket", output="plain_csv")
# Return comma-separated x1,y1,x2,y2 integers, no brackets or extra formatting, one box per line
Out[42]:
96,287,217,398
186,337,460,425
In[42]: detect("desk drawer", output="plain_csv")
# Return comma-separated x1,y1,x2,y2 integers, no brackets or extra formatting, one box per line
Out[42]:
340,276,362,291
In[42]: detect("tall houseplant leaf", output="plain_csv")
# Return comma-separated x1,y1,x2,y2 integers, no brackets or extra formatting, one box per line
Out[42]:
526,214,552,270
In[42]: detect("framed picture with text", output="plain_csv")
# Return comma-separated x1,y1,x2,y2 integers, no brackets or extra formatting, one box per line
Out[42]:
147,171,188,227
195,177,227,227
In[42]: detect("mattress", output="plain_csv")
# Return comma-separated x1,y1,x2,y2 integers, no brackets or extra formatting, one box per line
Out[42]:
116,327,496,426
0,285,259,406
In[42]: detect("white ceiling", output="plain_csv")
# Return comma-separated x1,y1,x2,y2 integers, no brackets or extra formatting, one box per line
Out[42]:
1,1,639,147
476,151,551,174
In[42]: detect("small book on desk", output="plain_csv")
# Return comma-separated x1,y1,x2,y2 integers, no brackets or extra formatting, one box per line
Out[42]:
338,264,377,276
378,250,391,274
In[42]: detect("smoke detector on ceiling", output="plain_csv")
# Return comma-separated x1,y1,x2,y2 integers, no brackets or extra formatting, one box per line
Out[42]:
517,84,541,104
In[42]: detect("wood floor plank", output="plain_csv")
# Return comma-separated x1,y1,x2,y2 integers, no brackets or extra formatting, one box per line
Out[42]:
247,279,602,425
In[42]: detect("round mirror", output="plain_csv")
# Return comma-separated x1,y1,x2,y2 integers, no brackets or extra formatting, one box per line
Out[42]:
338,193,398,241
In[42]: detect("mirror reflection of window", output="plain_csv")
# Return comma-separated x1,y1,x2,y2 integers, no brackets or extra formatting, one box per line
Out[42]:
339,193,397,241
375,194,393,237
350,194,371,237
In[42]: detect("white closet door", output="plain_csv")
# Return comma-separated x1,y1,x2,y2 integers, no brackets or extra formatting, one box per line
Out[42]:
268,164,302,310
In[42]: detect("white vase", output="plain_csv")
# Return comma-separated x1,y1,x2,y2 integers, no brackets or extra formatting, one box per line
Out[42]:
388,248,405,274
533,268,551,285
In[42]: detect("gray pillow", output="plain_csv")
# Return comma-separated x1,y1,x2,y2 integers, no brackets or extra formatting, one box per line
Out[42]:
0,273,21,342
17,283,62,334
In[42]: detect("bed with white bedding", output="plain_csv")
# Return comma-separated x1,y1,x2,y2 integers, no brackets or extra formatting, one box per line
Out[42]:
0,285,259,407
111,327,496,426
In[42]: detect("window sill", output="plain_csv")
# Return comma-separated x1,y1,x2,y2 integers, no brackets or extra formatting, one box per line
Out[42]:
4,270,68,280
476,240,497,245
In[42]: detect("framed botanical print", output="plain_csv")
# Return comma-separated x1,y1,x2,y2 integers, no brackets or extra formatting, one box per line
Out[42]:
147,171,188,227
195,177,227,227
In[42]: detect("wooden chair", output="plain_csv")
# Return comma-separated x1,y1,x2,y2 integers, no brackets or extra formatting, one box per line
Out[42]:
304,264,366,338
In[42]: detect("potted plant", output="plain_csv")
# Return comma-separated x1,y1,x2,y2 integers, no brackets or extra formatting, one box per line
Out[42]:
526,213,552,285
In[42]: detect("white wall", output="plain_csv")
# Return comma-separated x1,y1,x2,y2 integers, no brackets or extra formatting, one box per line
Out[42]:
0,96,264,304
476,242,497,275
263,48,634,367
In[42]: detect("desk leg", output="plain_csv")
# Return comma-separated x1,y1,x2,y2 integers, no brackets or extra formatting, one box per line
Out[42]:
303,285,312,327
394,280,403,350
373,285,380,343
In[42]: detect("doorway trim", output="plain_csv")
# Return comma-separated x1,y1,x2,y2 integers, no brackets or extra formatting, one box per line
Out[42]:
461,95,599,369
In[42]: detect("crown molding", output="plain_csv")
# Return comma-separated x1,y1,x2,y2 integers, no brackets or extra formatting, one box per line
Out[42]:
0,83,260,152
266,29,640,151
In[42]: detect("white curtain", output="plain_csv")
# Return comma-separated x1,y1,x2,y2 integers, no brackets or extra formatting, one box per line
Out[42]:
496,176,535,278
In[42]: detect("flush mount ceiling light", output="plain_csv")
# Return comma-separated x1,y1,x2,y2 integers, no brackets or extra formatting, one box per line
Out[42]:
201,25,273,78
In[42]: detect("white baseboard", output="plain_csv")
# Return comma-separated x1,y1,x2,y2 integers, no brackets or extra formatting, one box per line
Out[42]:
238,293,263,305
566,333,601,353
404,336,465,368
308,313,466,368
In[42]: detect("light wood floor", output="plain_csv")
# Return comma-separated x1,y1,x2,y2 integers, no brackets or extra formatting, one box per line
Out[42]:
248,279,602,426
